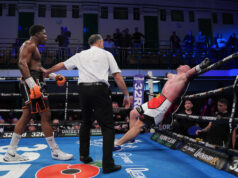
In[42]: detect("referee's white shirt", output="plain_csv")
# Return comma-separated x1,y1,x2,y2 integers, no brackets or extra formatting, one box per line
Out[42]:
64,46,121,86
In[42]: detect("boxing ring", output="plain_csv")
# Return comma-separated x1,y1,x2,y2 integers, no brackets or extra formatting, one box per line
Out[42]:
0,134,234,178
0,52,238,177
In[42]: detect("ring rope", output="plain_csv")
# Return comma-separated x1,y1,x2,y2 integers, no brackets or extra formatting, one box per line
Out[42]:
0,107,129,112
197,52,238,75
0,76,168,81
0,109,82,112
0,121,129,127
165,130,238,156
64,81,69,120
226,74,238,147
183,84,238,100
174,113,238,123
0,91,125,97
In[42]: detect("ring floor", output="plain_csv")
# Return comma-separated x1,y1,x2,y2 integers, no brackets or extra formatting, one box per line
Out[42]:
0,133,236,178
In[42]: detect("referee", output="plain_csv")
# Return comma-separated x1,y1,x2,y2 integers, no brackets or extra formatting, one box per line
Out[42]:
42,34,130,173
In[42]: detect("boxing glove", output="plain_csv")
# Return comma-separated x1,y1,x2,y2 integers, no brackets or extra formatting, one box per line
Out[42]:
25,77,42,99
195,58,211,73
55,75,66,87
49,73,66,87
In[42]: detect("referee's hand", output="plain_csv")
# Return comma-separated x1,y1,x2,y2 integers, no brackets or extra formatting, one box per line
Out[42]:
123,97,130,109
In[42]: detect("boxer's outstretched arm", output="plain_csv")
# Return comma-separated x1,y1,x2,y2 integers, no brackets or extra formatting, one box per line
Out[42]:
186,67,196,78
186,58,212,78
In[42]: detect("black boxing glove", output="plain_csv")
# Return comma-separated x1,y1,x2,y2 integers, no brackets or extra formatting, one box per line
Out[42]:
195,58,211,73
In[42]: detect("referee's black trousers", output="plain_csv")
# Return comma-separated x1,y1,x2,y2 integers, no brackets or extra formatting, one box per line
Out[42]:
79,83,115,168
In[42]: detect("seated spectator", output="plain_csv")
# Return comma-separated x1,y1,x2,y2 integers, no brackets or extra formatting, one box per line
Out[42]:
8,117,18,131
104,35,115,48
196,31,206,49
27,118,37,132
201,97,216,116
112,101,128,133
0,116,5,134
216,33,227,49
226,33,238,55
73,121,81,130
173,99,199,137
184,30,195,51
196,98,230,147
66,116,74,130
92,120,100,129
52,118,60,132
12,117,18,125
210,33,219,50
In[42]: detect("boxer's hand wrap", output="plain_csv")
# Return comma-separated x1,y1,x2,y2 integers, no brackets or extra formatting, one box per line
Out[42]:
25,77,42,99
49,73,66,87
195,57,211,73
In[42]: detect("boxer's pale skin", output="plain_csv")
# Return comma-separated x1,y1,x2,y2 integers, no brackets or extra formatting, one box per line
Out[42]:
116,65,197,146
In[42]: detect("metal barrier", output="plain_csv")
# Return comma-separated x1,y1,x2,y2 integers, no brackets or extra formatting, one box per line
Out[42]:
1,46,237,69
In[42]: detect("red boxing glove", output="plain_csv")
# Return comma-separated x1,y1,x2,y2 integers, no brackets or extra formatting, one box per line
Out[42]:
55,75,66,87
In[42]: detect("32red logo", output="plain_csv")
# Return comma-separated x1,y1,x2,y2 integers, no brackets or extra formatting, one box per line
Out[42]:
36,164,100,178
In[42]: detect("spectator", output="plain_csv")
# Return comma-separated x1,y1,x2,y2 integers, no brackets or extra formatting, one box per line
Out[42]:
196,98,230,147
184,30,195,51
196,31,206,50
27,118,37,132
92,120,100,129
112,101,128,133
216,33,227,49
52,118,60,132
66,116,74,130
201,97,216,116
132,27,144,48
104,35,115,49
226,33,238,56
120,29,132,48
173,99,199,137
62,26,71,47
73,121,81,130
211,33,219,49
169,31,181,51
113,28,122,47
8,117,18,132
12,117,18,124
55,26,71,60
55,28,67,61
0,116,5,134
12,38,21,57
55,28,67,47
